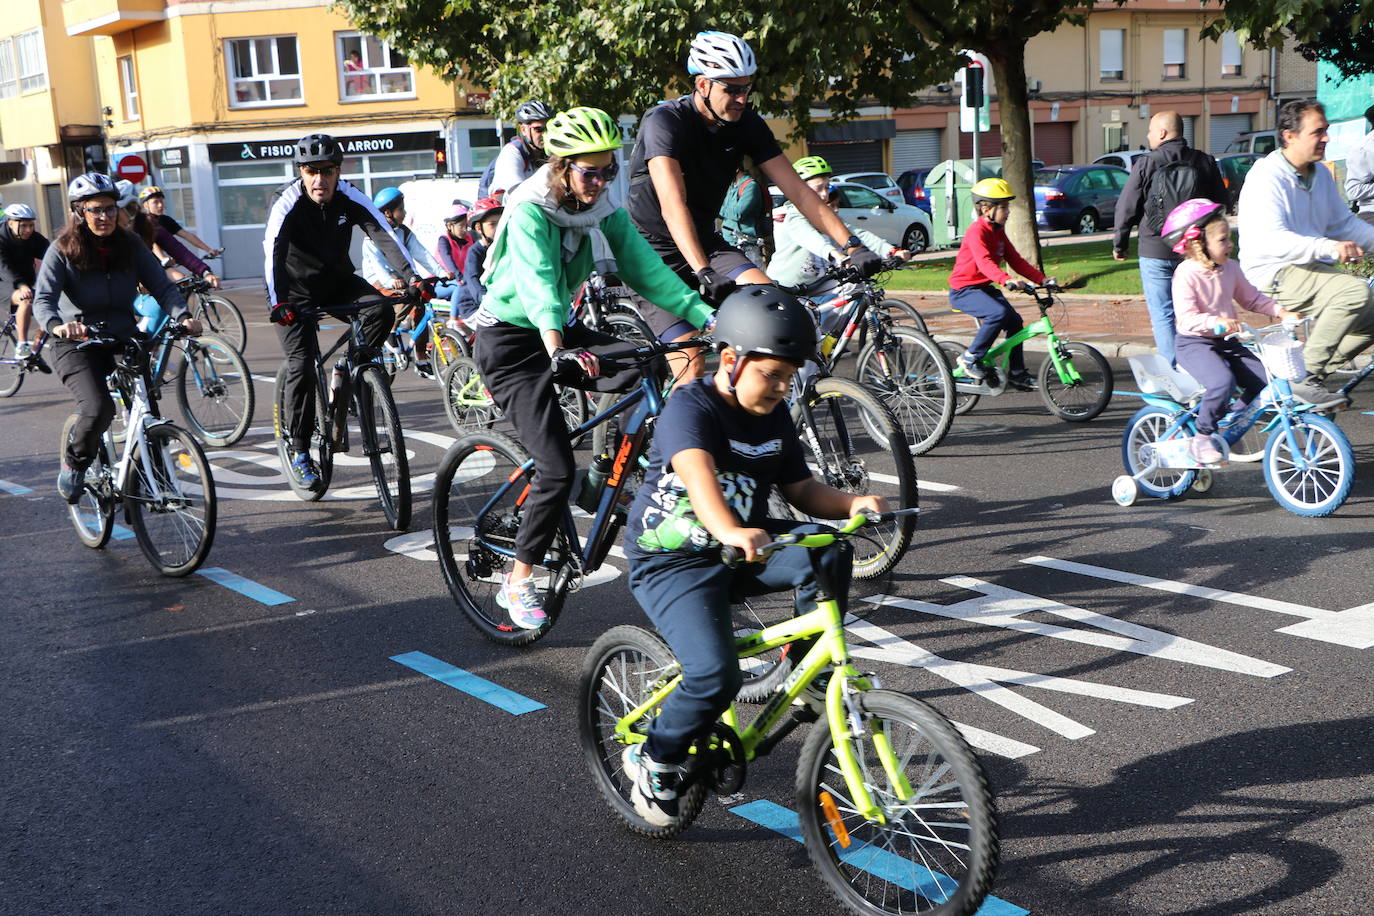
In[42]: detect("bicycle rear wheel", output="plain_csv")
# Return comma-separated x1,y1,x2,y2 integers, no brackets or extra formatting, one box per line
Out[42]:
793,377,917,579
431,431,571,646
577,625,708,838
194,293,247,354
441,357,501,435
0,328,22,397
1121,405,1197,499
797,689,999,916
60,414,114,548
355,364,411,531
936,340,981,415
881,298,929,335
733,588,798,701
1038,341,1113,421
855,326,955,455
126,423,217,576
273,363,334,500
175,334,255,447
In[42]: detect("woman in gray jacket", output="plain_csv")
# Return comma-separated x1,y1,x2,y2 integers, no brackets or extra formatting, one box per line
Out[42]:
34,173,199,503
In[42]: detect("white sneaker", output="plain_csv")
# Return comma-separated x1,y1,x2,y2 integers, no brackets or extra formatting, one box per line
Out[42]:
622,745,682,827
14,340,32,359
494,573,548,630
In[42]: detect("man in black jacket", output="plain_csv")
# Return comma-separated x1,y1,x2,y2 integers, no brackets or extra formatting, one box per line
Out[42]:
0,203,50,362
1112,111,1227,366
262,133,417,490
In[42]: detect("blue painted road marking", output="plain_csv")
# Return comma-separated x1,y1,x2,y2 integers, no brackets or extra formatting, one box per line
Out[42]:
391,651,546,715
112,524,135,541
0,479,33,495
195,567,295,605
730,799,1029,916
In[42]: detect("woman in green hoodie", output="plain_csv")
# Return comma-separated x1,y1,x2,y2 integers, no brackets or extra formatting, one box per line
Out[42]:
472,106,713,630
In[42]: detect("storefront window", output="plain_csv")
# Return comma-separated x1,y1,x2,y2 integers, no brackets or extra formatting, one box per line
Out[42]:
468,128,502,171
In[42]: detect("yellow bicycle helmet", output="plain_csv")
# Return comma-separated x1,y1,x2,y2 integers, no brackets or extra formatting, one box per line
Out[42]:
970,177,1016,204
793,156,833,181
544,107,623,157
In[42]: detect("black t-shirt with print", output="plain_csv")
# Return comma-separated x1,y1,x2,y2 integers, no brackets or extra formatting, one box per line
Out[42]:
626,94,783,243
624,378,809,560
156,213,184,236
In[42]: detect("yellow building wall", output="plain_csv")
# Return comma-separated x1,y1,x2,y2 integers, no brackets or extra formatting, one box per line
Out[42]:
0,0,101,149
101,6,458,142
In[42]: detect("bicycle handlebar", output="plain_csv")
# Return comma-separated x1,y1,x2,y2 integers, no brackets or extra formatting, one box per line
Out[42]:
582,336,711,376
813,255,906,287
718,508,920,568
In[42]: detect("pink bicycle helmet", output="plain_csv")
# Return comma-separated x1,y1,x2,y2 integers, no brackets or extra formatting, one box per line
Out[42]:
445,203,469,221
1162,198,1226,254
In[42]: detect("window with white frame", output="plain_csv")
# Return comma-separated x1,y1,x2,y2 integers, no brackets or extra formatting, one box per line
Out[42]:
1099,29,1125,81
0,38,15,99
336,33,414,100
1221,30,1244,77
1163,29,1186,79
226,36,302,108
118,55,139,119
15,29,46,93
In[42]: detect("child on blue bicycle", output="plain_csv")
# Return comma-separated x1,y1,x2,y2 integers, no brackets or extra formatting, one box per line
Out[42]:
621,286,887,827
1162,198,1336,463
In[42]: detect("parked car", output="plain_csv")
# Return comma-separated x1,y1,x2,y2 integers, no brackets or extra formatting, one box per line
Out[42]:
1032,164,1130,234
1216,153,1262,214
767,180,933,252
1224,130,1278,155
896,168,934,214
1093,149,1149,172
834,171,906,207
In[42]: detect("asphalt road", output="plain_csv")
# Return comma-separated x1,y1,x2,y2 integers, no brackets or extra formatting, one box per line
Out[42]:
3,306,1374,916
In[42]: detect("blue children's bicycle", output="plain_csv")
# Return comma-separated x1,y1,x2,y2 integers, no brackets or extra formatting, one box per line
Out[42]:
1111,321,1355,517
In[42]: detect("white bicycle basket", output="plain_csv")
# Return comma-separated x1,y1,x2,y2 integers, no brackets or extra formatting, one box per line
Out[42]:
1255,329,1307,381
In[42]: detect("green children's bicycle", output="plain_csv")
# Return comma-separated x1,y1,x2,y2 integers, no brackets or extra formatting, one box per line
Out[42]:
578,511,999,916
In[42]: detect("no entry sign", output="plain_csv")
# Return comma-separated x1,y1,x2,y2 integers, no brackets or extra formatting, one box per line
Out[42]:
116,154,147,183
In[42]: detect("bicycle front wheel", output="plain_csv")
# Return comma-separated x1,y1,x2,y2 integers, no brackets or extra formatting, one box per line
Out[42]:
855,326,955,455
175,334,255,447
441,357,501,435
1038,341,1113,421
194,294,247,354
1262,414,1354,517
355,364,411,531
0,328,23,397
797,689,999,916
273,363,334,501
577,625,708,838
793,377,918,578
60,414,114,548
126,423,217,576
431,326,471,373
432,432,570,646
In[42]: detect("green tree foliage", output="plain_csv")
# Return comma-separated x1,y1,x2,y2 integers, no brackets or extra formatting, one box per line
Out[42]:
1201,1,1374,78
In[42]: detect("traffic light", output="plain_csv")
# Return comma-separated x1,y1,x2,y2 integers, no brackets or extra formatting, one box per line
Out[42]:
964,63,984,110
433,135,447,176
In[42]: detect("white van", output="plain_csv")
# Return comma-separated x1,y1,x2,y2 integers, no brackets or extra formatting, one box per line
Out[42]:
396,176,481,258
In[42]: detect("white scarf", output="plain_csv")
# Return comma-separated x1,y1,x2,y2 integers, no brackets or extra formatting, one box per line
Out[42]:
485,163,622,280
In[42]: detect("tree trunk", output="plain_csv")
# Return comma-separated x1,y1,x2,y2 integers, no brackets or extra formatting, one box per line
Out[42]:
983,49,1043,271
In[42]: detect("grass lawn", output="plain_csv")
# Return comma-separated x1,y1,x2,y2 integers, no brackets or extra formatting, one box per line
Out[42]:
885,238,1146,296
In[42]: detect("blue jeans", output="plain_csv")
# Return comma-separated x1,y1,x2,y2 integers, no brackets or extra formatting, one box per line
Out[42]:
1139,257,1180,367
628,520,852,765
948,285,1026,372
433,280,462,317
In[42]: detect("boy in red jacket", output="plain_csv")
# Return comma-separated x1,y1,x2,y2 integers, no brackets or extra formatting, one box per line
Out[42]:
948,178,1053,388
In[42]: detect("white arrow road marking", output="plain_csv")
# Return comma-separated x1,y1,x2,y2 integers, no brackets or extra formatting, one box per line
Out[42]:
865,578,1290,678
1022,556,1374,649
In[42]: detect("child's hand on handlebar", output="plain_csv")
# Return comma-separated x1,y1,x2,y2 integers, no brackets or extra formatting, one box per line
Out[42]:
719,526,771,564
848,494,890,518
551,347,601,382
179,317,203,337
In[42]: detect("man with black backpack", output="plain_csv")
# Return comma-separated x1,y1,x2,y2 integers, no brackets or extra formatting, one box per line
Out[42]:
1113,110,1227,366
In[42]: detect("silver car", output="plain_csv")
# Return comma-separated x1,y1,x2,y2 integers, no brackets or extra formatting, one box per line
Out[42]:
768,181,933,252
834,171,907,206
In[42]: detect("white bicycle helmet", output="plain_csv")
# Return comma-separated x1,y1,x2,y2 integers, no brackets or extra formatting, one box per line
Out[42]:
686,31,757,78
115,179,136,209
67,173,118,205
4,203,36,220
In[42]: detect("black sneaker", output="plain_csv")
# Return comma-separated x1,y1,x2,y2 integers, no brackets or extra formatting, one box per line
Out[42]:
622,745,681,827
288,449,322,490
1007,370,1037,391
57,465,83,504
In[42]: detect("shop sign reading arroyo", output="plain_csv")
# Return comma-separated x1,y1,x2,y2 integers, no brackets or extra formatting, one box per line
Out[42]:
208,131,437,163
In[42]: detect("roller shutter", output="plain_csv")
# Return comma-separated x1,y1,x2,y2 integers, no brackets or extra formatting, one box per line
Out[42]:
809,141,883,174
891,129,943,172
958,125,1003,158
1208,114,1252,155
1032,122,1073,165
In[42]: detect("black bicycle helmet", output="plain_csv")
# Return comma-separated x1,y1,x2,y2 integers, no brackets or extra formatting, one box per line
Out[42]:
712,285,817,365
515,99,555,123
294,133,343,168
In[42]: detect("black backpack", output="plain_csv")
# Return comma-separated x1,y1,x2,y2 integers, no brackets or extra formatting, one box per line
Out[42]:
1143,155,1202,235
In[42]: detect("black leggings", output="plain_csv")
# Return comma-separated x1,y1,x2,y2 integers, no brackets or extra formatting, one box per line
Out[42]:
474,321,638,566
53,338,117,470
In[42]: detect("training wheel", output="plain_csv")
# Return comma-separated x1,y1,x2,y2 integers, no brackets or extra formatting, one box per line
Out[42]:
1111,476,1139,507
1191,469,1214,493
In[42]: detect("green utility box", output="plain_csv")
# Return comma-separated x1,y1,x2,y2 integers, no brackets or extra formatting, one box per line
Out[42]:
926,158,1006,248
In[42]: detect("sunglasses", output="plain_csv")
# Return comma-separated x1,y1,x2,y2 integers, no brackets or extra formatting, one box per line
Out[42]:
568,160,620,183
80,205,118,217
707,77,755,98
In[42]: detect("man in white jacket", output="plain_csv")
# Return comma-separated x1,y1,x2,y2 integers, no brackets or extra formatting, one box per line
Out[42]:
1239,99,1374,389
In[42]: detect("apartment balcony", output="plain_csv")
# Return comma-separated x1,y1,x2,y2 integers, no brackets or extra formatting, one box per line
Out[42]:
63,0,166,36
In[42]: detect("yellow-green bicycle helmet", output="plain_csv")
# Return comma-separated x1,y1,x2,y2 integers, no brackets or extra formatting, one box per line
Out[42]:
793,155,833,181
544,107,623,157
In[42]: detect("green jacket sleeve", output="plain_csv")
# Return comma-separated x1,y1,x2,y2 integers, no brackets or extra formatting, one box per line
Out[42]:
504,203,569,334
604,209,713,329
